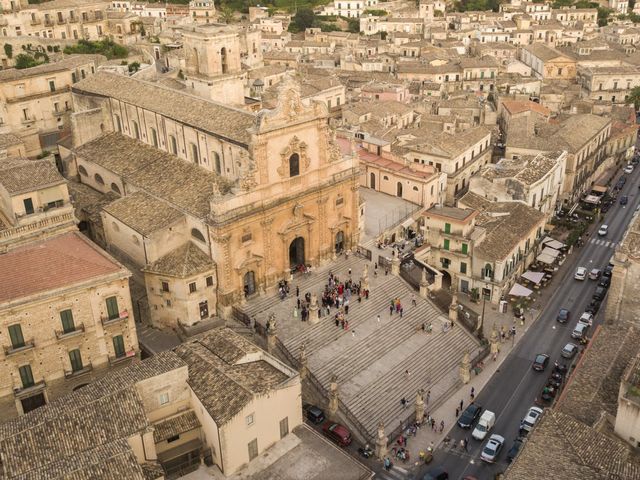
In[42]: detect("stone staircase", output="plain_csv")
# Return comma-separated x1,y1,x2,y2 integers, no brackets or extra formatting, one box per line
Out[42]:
237,255,481,441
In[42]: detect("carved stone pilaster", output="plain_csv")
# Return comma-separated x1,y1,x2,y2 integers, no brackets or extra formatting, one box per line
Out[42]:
213,234,232,285
316,197,329,258
251,137,268,185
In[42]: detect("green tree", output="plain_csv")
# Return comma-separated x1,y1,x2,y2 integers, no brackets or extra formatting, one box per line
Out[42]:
219,5,235,23
3,43,12,59
597,6,612,26
14,53,38,69
625,86,640,110
347,18,360,33
289,7,315,32
128,61,140,73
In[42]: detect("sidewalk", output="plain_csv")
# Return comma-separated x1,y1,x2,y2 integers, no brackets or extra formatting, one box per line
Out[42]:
391,246,576,473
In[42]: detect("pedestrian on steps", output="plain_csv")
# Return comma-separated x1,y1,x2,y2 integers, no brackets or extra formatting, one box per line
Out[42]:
440,420,444,433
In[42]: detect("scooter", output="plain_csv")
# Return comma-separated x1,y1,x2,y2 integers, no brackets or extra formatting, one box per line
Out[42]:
358,444,373,459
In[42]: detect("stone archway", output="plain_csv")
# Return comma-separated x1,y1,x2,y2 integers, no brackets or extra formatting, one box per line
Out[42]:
370,172,376,189
243,271,256,297
335,230,345,254
289,237,305,269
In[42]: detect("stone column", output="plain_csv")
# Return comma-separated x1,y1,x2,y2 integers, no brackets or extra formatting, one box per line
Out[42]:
391,252,401,276
459,351,471,384
449,274,458,323
490,324,500,360
415,388,426,425
375,422,389,460
419,268,429,299
328,375,339,420
309,293,320,324
299,343,308,380
266,313,277,355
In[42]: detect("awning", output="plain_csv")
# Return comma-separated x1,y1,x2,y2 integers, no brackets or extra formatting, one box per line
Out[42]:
544,239,565,250
401,218,414,229
591,185,607,194
541,247,561,258
536,253,555,264
522,271,545,284
583,195,601,204
508,283,533,297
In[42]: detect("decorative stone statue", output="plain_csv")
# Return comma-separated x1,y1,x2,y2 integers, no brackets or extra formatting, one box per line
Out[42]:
415,388,426,424
361,264,369,291
460,351,471,384
490,324,500,360
419,268,429,299
375,422,389,460
267,313,277,334
309,293,320,324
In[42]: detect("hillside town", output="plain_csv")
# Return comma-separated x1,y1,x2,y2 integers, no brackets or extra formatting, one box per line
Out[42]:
0,0,639,479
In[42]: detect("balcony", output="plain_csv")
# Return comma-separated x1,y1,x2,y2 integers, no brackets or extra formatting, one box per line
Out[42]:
55,323,85,340
4,339,35,356
101,310,129,327
30,18,41,26
64,363,92,379
57,18,66,25
21,116,36,126
15,200,70,220
44,19,54,27
69,16,78,23
14,380,46,399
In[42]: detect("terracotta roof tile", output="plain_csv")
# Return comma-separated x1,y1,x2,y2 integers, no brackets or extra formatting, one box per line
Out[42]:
0,232,127,304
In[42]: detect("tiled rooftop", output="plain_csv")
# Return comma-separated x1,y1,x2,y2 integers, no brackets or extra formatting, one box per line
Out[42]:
103,191,185,236
0,232,127,304
0,157,66,195
144,241,215,278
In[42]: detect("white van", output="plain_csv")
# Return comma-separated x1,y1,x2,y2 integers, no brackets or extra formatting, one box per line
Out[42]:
472,410,496,440
571,322,588,340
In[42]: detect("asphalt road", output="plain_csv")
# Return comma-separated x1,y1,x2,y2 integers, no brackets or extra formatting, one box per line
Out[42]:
415,166,640,480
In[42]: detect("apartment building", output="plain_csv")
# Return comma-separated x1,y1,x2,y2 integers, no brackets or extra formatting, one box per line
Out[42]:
0,54,104,156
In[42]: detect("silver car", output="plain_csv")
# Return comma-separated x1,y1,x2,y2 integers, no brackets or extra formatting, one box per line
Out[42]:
561,342,578,359
481,434,505,463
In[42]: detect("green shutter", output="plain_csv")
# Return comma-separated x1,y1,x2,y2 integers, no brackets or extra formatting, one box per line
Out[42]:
60,309,75,333
462,243,468,254
69,349,83,372
444,239,450,251
444,223,451,234
106,297,119,320
19,365,34,388
8,325,24,349
113,335,125,358
460,262,467,274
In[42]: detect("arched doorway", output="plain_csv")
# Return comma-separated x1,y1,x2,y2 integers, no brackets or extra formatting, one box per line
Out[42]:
221,47,228,74
370,172,376,189
289,237,305,269
335,231,345,254
397,182,403,197
243,271,256,297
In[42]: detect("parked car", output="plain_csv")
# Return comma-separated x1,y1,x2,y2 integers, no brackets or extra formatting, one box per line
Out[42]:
592,286,607,301
602,264,614,278
598,276,611,288
574,267,587,280
598,225,608,236
557,308,570,323
571,322,589,340
586,299,602,315
480,434,505,463
458,404,483,429
422,466,449,480
620,195,629,206
303,404,325,424
589,268,601,280
520,406,543,433
624,164,634,174
532,353,550,371
472,410,496,441
561,342,579,359
579,312,593,327
321,422,352,447
507,437,524,463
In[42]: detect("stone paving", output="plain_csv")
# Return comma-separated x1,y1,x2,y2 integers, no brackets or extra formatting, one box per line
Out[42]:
239,256,482,441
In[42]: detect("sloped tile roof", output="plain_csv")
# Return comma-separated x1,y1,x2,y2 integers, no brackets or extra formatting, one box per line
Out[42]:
0,158,65,195
153,410,201,443
0,232,127,304
103,191,184,237
144,242,215,278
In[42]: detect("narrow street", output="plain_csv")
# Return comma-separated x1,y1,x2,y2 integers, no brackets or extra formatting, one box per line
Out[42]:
414,167,640,480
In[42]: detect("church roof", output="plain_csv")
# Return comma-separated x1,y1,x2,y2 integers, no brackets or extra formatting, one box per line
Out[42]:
144,242,215,278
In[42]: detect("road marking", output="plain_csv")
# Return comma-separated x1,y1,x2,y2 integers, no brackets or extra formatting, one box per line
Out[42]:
376,467,409,479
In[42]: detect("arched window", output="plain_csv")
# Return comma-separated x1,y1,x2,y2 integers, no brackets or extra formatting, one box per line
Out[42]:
169,135,177,155
483,263,493,279
132,235,140,246
213,152,222,174
150,128,158,147
191,228,206,243
289,153,300,177
114,114,122,132
190,143,199,164
413,186,419,191
220,47,228,74
100,123,105,133
111,221,120,232
78,165,88,176
370,172,376,189
132,121,140,140
94,173,104,185
111,183,121,195
396,182,403,197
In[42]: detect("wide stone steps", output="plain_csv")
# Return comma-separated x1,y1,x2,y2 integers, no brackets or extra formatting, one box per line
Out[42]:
284,275,417,356
347,327,478,435
311,304,442,386
241,256,365,319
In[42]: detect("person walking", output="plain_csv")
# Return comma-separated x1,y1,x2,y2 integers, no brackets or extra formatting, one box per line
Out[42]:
426,390,431,404
463,438,469,452
439,420,444,433
296,286,300,297
460,399,464,411
431,418,436,430
389,305,394,316
470,387,475,401
400,307,404,318
455,407,459,418
411,294,417,307
377,314,381,323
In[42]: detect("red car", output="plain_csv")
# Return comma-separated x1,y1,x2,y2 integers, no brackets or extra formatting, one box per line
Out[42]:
322,422,352,447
